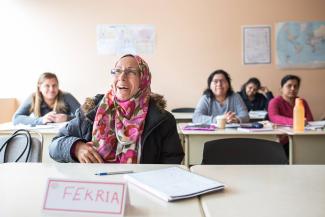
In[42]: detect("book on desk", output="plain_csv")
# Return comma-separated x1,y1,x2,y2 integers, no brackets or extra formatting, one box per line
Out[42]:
124,167,224,202
182,123,217,131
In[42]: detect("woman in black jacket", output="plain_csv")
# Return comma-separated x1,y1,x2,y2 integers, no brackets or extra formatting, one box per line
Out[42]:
238,77,273,111
49,54,184,164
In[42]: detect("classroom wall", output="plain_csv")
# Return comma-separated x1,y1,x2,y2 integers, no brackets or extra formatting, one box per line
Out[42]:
0,0,324,119
0,98,18,123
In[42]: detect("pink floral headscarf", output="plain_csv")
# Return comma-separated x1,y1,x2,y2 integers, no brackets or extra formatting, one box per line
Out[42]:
92,54,151,163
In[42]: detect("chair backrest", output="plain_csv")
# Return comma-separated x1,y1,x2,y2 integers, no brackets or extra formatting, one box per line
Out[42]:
0,130,43,163
201,138,288,165
171,107,195,113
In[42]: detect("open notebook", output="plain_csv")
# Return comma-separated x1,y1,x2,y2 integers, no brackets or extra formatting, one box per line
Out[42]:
124,167,224,202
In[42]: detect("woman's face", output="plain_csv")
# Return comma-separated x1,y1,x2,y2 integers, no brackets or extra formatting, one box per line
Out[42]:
281,79,300,100
114,56,140,101
245,83,258,97
39,78,59,101
210,74,229,98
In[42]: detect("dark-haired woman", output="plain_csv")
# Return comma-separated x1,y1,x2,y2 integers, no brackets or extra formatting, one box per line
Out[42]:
193,70,249,124
49,54,184,164
268,74,313,125
238,77,273,111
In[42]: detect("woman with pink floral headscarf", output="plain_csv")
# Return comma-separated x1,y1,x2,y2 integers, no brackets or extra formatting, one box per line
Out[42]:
49,54,184,164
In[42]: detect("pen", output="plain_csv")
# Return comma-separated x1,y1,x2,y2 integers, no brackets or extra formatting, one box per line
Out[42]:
95,170,134,176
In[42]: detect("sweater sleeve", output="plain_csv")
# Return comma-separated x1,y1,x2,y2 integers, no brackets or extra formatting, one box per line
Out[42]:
192,95,214,124
232,93,249,123
63,92,81,120
12,95,43,125
265,91,274,101
49,108,91,162
268,98,293,125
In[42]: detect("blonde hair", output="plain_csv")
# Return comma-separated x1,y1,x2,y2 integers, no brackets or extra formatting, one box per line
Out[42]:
30,72,67,117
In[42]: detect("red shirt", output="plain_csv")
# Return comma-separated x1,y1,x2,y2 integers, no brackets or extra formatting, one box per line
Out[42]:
268,96,314,126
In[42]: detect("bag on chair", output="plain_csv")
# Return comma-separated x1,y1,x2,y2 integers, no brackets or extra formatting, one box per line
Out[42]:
0,129,42,163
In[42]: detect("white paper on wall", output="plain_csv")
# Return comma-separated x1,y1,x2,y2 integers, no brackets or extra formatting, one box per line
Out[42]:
97,24,156,55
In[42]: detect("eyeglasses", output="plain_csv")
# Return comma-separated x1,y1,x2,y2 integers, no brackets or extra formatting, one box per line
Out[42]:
110,68,139,77
212,79,227,85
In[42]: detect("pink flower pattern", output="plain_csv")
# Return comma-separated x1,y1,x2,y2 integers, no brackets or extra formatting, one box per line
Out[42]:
92,55,151,163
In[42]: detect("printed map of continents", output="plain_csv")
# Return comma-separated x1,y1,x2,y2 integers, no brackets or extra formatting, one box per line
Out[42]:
276,21,325,69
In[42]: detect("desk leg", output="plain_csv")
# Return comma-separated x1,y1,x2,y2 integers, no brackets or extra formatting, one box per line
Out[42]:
184,135,189,167
288,135,293,165
41,133,57,163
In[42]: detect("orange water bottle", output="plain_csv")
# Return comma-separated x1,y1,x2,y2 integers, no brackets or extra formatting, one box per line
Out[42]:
293,98,305,132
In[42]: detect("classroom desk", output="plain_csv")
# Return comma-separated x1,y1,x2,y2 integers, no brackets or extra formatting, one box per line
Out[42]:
178,123,284,166
173,111,268,123
191,165,325,217
0,163,204,217
0,122,63,163
283,128,325,164
172,112,193,123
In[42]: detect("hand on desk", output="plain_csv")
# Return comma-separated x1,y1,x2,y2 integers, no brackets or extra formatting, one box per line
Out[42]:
42,112,68,124
225,111,239,124
74,141,104,163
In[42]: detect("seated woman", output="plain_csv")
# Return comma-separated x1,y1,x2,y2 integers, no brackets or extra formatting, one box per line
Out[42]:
238,77,273,111
49,54,184,164
12,72,80,125
268,74,314,125
193,69,249,124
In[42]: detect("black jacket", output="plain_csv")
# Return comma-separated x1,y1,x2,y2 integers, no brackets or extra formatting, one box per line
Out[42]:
238,91,273,111
49,94,184,164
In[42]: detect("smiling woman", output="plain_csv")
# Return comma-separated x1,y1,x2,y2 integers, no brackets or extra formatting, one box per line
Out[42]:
193,69,249,124
12,72,80,125
49,54,184,164
112,56,141,101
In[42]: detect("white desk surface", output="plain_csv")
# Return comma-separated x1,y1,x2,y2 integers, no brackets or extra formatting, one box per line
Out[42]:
0,163,203,217
191,165,325,217
278,127,325,135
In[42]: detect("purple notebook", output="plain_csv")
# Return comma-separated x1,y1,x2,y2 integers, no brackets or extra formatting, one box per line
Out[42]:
183,124,217,131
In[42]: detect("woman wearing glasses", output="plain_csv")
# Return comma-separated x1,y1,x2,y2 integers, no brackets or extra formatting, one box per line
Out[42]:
49,54,184,164
193,69,249,124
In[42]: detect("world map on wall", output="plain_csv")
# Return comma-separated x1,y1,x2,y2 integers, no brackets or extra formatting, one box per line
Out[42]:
276,21,325,69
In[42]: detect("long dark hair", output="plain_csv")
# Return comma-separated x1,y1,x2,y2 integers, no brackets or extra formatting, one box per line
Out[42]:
203,69,233,99
240,77,261,95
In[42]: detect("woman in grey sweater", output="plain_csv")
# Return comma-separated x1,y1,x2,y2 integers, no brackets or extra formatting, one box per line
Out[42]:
193,69,249,124
12,72,80,125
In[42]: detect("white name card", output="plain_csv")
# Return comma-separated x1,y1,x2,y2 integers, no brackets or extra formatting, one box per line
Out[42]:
43,179,127,216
